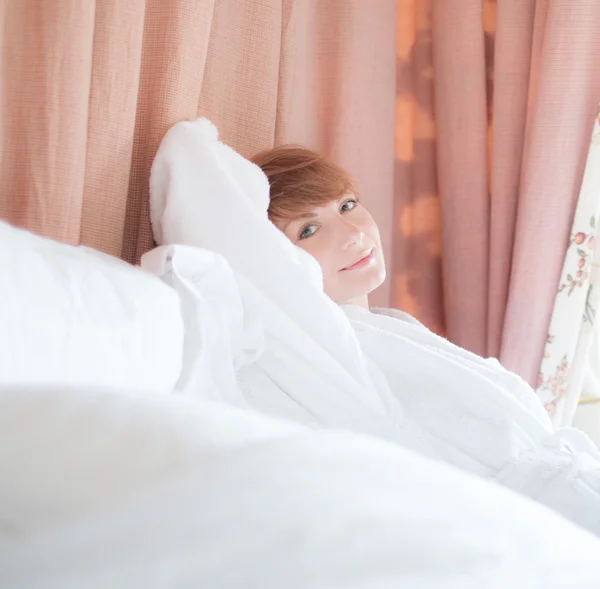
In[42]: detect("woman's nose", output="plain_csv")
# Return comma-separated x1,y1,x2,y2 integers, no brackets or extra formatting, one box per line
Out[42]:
340,219,364,250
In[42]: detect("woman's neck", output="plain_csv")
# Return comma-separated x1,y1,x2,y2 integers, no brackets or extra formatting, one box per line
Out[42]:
346,294,370,309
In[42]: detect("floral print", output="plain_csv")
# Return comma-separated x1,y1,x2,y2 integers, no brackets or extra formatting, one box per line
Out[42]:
538,355,570,417
536,108,600,426
558,219,596,295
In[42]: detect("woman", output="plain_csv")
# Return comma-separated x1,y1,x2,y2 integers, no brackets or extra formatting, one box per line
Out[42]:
250,144,600,535
252,146,386,309
148,117,600,536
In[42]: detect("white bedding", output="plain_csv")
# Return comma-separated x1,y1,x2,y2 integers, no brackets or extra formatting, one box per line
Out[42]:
0,220,184,392
2,385,600,589
145,117,600,536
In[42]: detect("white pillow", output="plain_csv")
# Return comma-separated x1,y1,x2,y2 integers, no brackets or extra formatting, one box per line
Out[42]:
0,221,184,392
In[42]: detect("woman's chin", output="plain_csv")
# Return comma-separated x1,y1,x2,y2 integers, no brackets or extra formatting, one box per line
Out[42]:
363,263,387,294
328,266,386,305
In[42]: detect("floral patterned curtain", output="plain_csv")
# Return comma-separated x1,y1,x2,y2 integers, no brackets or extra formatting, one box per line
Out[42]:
537,105,600,427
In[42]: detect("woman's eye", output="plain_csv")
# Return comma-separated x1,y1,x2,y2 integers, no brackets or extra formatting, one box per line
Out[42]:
299,225,318,240
341,199,357,213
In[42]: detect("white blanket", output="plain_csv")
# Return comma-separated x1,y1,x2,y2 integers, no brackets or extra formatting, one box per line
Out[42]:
145,117,600,536
2,386,600,588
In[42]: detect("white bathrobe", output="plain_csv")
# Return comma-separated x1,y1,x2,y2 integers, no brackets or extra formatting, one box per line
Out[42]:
143,117,600,536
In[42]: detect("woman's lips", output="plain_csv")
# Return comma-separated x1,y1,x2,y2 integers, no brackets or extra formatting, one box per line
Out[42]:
341,249,374,271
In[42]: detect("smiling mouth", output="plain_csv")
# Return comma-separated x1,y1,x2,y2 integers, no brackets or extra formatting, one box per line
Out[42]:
341,249,374,271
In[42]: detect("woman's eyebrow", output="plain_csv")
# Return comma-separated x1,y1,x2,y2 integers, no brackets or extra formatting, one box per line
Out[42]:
283,211,317,231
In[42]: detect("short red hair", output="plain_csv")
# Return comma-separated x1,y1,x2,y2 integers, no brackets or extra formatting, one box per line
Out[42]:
251,145,357,223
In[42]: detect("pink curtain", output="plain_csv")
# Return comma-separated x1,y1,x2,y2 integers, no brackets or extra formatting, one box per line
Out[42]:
0,0,396,307
393,0,600,385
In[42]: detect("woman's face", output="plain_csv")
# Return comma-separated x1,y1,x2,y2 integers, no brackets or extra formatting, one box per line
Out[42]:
277,196,386,304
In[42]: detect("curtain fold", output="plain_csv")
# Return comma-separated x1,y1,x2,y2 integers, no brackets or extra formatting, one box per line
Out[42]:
0,1,97,245
499,0,600,385
393,0,444,334
486,0,534,357
81,1,146,255
122,0,216,263
432,0,491,356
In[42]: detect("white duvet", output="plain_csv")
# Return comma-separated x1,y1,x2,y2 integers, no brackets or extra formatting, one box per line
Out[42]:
2,386,600,588
145,117,600,537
